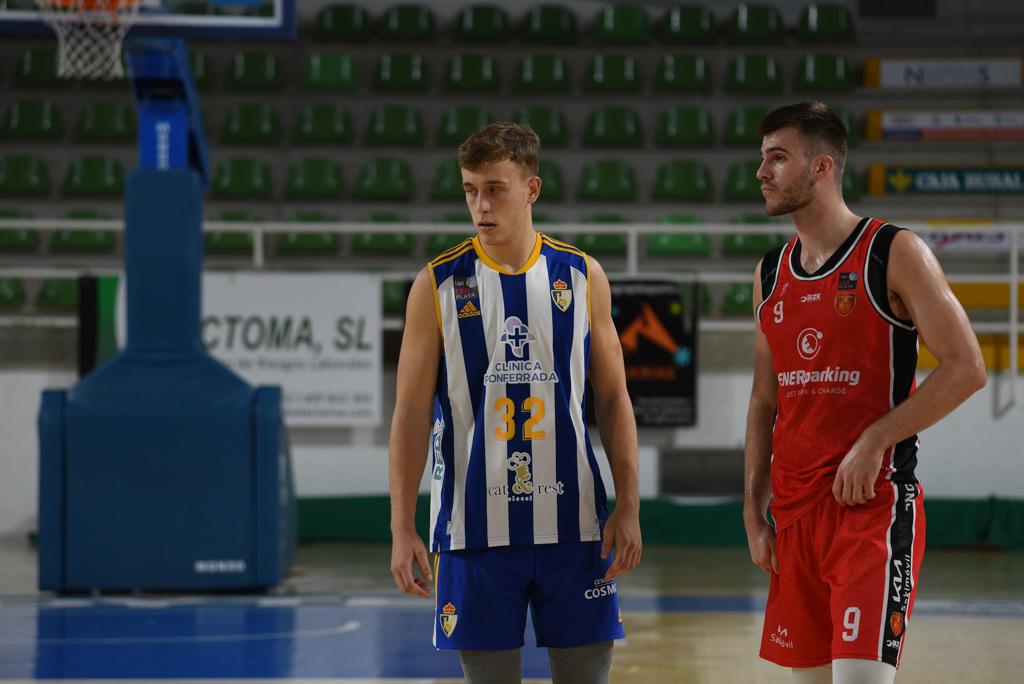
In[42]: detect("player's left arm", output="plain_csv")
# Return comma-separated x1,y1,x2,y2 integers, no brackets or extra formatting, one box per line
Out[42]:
587,256,642,580
833,230,987,506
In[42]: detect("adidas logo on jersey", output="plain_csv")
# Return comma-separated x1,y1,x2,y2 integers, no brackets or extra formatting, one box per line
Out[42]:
457,300,481,319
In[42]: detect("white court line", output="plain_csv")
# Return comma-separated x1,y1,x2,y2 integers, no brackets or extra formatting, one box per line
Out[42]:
0,621,360,646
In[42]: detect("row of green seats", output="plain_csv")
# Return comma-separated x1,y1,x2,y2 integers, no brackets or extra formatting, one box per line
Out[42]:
7,48,855,94
311,3,855,45
1,101,859,149
0,275,756,317
0,156,123,198
206,157,860,203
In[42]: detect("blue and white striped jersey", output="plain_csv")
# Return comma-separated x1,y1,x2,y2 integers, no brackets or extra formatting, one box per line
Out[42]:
426,232,609,551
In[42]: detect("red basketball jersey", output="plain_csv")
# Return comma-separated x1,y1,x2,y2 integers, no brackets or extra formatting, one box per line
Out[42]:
757,218,920,530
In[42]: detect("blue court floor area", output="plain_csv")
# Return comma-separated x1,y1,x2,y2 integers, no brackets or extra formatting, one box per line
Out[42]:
1,543,1023,681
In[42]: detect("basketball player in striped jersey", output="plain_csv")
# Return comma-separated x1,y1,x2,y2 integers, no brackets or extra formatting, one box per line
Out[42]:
389,123,641,683
744,102,987,684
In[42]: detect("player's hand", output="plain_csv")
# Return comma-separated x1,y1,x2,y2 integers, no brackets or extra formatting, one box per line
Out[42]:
601,502,642,581
745,517,777,574
832,435,885,506
390,529,433,598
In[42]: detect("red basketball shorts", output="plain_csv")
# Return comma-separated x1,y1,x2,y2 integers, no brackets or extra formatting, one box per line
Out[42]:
760,482,926,668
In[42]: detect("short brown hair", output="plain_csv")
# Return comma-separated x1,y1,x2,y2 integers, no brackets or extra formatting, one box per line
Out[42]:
758,101,848,178
457,122,540,177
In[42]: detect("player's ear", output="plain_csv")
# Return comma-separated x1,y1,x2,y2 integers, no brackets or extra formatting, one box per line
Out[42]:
814,155,834,182
527,175,542,205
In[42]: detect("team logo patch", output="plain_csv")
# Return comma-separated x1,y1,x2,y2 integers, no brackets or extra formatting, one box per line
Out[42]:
797,328,824,360
834,293,856,316
440,602,459,638
457,300,481,319
551,278,572,312
500,316,536,358
838,272,858,291
890,611,904,637
506,452,534,495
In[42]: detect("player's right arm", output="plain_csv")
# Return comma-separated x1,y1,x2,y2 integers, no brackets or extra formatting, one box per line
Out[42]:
743,258,779,574
388,267,442,598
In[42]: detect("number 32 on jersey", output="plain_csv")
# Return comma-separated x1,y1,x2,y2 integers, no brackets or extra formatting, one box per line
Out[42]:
494,397,546,441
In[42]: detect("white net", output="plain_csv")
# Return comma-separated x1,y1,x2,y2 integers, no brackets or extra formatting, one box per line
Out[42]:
35,0,143,80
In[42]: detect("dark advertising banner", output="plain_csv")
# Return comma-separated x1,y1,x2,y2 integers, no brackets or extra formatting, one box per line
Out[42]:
601,280,698,427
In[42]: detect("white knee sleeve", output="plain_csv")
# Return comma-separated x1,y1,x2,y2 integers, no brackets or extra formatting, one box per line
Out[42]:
832,658,897,684
792,664,831,684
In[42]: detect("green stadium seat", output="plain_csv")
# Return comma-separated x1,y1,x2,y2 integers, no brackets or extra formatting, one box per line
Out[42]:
292,104,353,145
365,104,425,146
75,102,136,143
50,210,116,254
520,4,577,44
832,105,858,145
538,159,564,201
364,211,410,222
1,100,63,140
654,54,712,93
794,53,853,92
649,235,712,259
373,53,431,91
514,54,570,93
583,214,628,223
301,53,359,92
210,158,273,199
681,282,712,314
353,158,414,201
434,212,471,225
223,52,283,91
658,5,717,44
444,54,500,92
0,155,51,197
724,4,785,44
379,4,436,43
36,279,78,311
219,103,281,145
656,106,714,146
576,229,627,255
798,3,856,43
0,209,41,253
453,4,511,44
514,106,569,147
277,221,342,256
438,105,492,145
723,233,785,255
579,160,638,202
431,159,465,202
0,278,27,310
313,4,373,42
726,54,783,93
190,51,213,90
653,160,713,201
63,156,124,198
352,232,415,255
583,106,644,147
205,211,257,255
723,282,754,315
382,279,410,315
725,160,764,202
585,54,640,92
843,166,860,200
286,158,344,200
724,106,771,146
14,48,59,88
427,232,471,253
592,4,651,44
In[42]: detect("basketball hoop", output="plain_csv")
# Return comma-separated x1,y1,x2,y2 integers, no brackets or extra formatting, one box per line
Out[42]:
35,0,143,80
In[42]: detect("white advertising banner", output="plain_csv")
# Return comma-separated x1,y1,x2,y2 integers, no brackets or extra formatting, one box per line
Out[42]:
117,273,382,427
878,59,1022,89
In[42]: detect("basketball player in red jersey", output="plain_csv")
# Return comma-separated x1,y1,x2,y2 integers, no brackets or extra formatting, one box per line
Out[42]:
743,102,987,684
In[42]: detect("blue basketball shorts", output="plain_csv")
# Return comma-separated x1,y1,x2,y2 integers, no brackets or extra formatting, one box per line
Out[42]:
432,541,625,650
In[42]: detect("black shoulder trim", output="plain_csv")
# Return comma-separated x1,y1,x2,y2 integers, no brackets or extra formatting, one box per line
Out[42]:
760,244,786,300
865,224,916,331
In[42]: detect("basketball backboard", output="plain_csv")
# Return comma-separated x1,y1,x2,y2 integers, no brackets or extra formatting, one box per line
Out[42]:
0,0,296,40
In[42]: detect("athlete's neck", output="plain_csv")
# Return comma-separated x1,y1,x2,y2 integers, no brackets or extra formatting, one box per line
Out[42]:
475,223,539,273
790,200,861,274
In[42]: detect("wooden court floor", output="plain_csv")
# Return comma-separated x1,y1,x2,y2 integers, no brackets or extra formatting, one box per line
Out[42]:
0,540,1021,682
